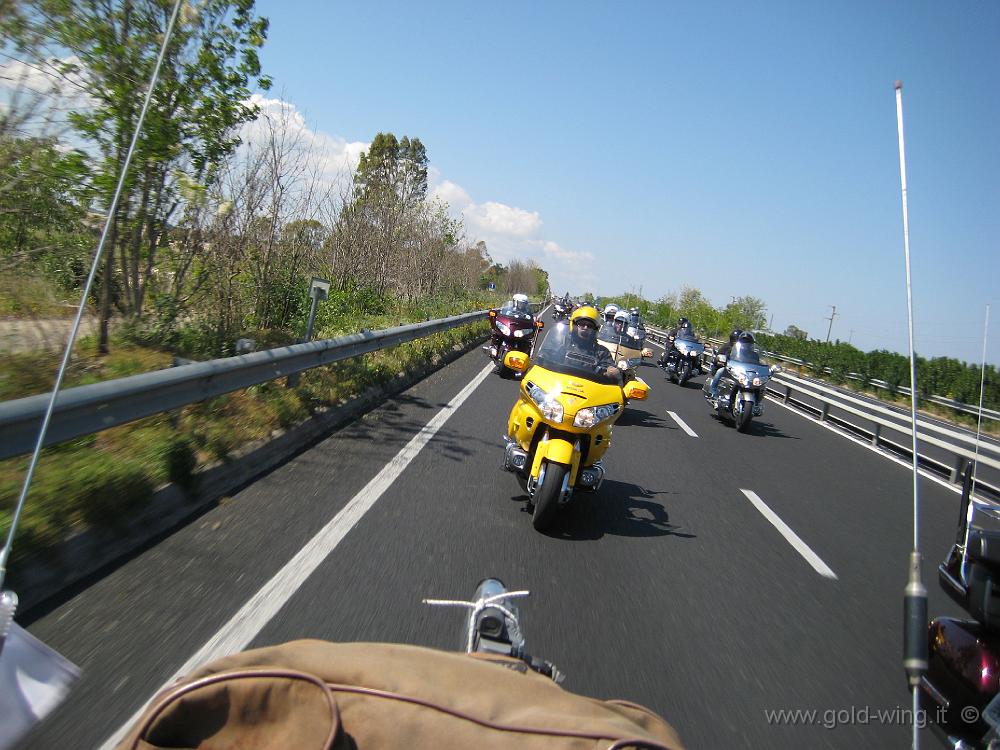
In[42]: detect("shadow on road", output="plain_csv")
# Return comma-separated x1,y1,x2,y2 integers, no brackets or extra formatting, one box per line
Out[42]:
615,407,667,429
746,420,799,439
705,413,799,440
516,480,697,541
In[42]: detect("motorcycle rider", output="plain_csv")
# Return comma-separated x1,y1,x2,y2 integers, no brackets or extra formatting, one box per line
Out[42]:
659,316,692,367
512,292,531,315
566,306,621,382
706,329,752,398
603,303,620,323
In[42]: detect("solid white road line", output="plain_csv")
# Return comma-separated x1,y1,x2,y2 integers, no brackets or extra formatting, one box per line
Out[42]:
99,361,495,750
739,488,838,580
667,410,698,437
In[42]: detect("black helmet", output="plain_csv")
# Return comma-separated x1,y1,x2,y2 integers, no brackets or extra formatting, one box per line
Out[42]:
677,317,689,327
729,328,743,344
737,331,755,346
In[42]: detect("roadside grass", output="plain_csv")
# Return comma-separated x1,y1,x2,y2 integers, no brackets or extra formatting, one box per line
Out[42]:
0,272,83,318
0,295,501,562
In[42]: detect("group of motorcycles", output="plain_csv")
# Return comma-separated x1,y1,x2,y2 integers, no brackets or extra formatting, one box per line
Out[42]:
484,295,789,532
658,325,780,433
485,296,650,531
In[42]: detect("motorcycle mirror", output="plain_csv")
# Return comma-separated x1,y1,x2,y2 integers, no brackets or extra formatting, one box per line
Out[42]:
769,364,782,375
504,351,529,372
623,380,648,401
642,348,653,358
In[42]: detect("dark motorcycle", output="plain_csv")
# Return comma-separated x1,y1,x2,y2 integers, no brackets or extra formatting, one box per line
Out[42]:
921,465,1000,748
485,305,542,377
552,300,571,322
703,342,780,432
663,331,705,386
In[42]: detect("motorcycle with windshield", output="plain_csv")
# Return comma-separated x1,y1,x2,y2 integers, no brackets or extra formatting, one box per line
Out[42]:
702,341,780,432
596,317,653,388
921,464,1000,749
552,298,572,323
486,302,542,378
663,330,705,386
500,325,648,531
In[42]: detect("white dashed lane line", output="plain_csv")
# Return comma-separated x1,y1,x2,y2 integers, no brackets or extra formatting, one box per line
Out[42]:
667,410,698,437
739,488,838,580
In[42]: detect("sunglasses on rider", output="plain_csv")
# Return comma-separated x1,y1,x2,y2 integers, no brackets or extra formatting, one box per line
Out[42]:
576,320,597,330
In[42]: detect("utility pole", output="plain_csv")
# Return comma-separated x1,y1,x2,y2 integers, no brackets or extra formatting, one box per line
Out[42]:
769,313,774,331
824,305,838,343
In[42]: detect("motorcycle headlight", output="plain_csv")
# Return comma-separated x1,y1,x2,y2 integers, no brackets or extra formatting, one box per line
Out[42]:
527,383,564,423
513,328,528,338
735,372,749,386
752,376,763,387
573,403,619,428
617,359,629,370
496,322,511,336
688,350,699,357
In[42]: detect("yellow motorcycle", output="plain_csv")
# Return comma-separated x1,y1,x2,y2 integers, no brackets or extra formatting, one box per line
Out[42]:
500,320,649,531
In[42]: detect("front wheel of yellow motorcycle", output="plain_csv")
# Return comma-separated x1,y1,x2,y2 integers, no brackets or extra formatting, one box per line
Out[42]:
532,463,566,532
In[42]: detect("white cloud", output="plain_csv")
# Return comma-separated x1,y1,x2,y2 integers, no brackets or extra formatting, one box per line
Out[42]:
0,55,84,95
542,240,595,264
240,94,369,189
464,201,542,237
429,179,473,210
0,55,96,123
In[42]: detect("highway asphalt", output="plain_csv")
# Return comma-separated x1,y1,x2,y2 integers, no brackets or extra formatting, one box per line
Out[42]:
21,325,971,749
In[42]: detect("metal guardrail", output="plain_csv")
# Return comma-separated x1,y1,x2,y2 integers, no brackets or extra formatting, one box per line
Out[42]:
0,311,488,460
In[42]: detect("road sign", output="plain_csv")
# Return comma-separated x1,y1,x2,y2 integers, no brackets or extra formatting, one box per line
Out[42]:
310,277,331,300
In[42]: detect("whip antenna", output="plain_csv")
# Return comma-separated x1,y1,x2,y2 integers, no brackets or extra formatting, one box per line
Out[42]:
895,81,927,750
971,305,990,498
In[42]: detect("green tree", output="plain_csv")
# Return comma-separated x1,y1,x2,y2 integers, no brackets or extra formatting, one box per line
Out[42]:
355,133,428,206
0,136,90,260
33,0,271,352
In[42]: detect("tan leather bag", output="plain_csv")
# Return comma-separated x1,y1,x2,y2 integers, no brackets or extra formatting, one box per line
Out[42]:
117,640,686,749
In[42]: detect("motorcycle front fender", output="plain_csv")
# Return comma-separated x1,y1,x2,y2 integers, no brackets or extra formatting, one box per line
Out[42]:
740,390,756,402
529,434,581,485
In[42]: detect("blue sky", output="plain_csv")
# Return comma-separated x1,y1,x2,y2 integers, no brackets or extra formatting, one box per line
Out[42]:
253,0,998,364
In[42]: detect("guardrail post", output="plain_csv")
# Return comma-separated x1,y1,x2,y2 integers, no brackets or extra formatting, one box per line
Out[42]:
819,403,829,422
784,385,792,404
951,455,966,484
871,423,881,447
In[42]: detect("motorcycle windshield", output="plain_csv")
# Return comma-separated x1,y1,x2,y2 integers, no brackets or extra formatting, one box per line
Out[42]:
674,332,703,353
729,342,761,364
498,306,535,324
533,325,619,385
